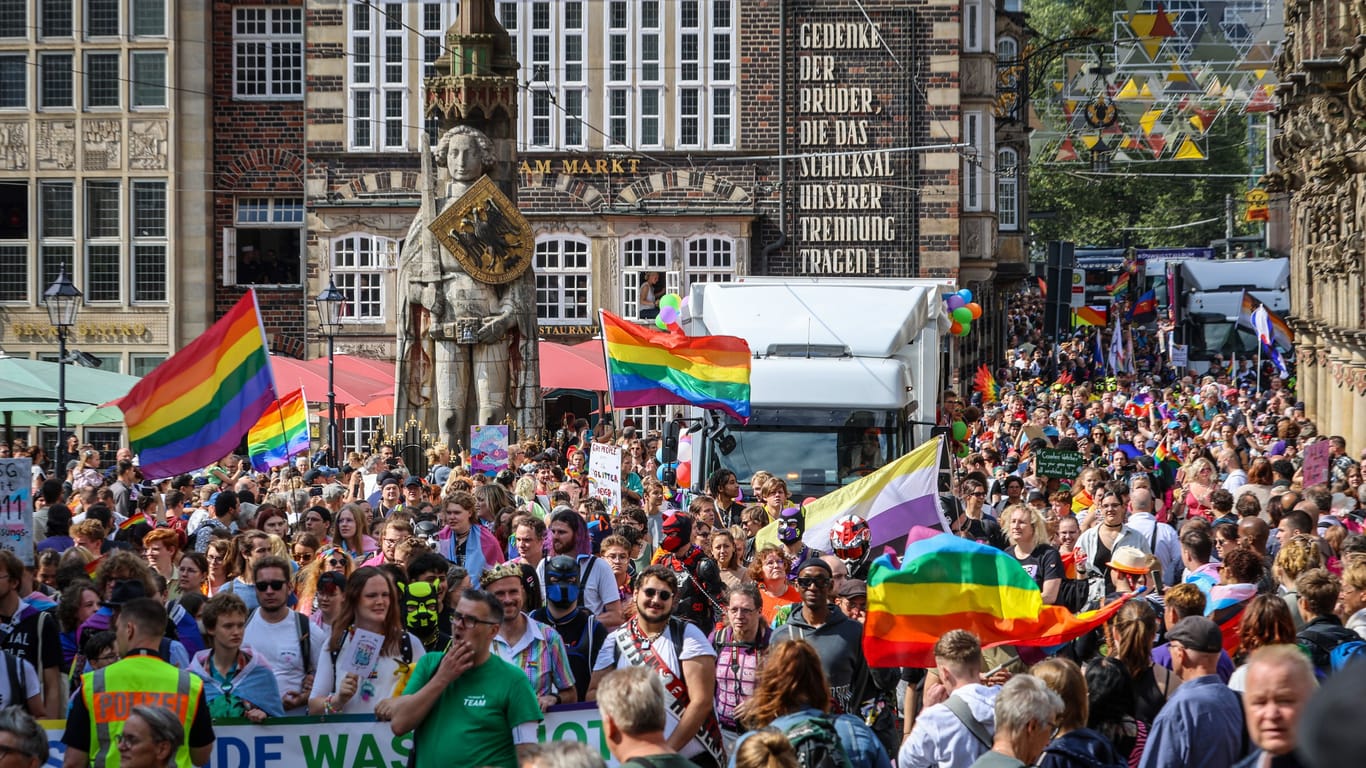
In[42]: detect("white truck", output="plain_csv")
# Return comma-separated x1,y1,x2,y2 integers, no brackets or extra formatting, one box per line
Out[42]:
1172,258,1290,373
679,277,953,499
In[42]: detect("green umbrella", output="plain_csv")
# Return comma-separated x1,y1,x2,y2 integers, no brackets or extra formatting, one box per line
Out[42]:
2,405,127,428
0,356,141,413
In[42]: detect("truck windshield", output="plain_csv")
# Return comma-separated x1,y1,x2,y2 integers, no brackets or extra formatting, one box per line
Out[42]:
715,408,902,498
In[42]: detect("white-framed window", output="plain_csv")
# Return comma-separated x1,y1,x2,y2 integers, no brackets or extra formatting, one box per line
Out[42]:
39,53,73,108
0,180,26,304
0,55,25,108
0,0,25,39
616,405,679,436
535,236,591,324
622,236,672,320
997,148,1020,231
997,36,1019,65
39,181,73,291
233,6,303,100
40,0,72,38
963,110,992,212
996,36,1021,121
685,236,737,286
131,180,167,303
84,51,119,109
677,0,735,149
131,0,165,37
330,234,395,323
85,180,121,302
343,416,384,454
350,1,409,150
223,197,304,286
964,0,985,52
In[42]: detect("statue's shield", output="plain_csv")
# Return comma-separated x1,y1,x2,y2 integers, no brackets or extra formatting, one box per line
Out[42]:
428,175,534,285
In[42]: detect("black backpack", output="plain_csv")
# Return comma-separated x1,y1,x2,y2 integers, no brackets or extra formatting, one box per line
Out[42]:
781,714,854,768
247,609,315,676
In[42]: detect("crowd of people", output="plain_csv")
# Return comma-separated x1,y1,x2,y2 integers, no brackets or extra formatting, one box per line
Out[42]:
1,285,1363,768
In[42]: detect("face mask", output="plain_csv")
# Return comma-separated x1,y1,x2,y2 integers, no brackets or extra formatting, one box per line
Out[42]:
661,513,693,552
401,581,441,636
546,579,580,607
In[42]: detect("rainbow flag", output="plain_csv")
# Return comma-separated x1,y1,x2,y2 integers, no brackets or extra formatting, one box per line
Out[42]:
117,291,277,479
1074,306,1108,327
1071,486,1094,513
864,530,1137,667
756,436,945,552
1108,271,1131,298
248,388,310,473
117,515,146,532
600,310,751,421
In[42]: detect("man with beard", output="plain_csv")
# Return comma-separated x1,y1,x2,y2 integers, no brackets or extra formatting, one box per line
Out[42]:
655,513,726,630
390,590,542,768
777,505,821,580
483,563,576,711
530,555,607,702
590,564,723,768
771,558,869,716
537,510,623,628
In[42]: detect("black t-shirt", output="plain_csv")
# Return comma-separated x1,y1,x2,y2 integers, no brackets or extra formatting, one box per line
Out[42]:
1013,544,1064,589
961,516,1006,550
0,604,61,676
519,562,543,612
717,501,745,529
530,606,607,701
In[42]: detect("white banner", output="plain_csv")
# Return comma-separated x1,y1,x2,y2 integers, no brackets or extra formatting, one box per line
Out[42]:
42,705,617,767
0,459,33,566
587,443,623,516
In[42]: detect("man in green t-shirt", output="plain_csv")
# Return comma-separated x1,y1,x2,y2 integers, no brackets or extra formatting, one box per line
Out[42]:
389,589,543,768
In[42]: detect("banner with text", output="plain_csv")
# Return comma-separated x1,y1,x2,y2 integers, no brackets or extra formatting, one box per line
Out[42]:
587,443,623,516
0,459,33,566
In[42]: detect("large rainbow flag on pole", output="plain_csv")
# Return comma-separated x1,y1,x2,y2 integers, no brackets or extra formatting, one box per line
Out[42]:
599,310,752,421
117,291,277,479
757,436,946,551
864,530,1137,667
247,388,310,472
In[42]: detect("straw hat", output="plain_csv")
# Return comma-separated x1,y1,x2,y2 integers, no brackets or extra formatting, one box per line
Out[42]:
1107,546,1152,576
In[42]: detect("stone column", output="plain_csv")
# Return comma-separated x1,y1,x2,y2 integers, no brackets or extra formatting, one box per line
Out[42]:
1298,335,1318,422
1353,351,1366,448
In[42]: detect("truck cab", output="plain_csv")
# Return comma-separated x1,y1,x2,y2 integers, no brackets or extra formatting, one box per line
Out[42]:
1173,258,1290,372
681,278,951,498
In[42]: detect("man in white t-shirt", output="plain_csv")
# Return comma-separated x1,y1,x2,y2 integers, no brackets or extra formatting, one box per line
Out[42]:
243,555,325,716
537,509,623,628
588,565,720,767
0,648,41,715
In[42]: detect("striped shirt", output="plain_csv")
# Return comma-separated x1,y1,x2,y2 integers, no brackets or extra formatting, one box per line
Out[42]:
491,614,575,697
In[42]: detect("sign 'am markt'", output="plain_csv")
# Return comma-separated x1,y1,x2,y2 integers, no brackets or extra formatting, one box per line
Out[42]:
788,12,915,276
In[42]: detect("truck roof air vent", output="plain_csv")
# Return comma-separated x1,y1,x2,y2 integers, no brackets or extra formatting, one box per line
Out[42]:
766,343,851,358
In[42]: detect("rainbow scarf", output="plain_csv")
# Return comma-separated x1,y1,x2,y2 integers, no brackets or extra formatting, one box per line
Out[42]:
864,529,1136,667
117,291,276,478
600,309,752,421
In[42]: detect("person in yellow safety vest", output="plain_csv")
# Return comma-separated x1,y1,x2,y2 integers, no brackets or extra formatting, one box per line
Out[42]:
60,597,215,768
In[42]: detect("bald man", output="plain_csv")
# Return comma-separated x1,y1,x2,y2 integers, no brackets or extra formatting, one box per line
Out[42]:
1126,488,1182,588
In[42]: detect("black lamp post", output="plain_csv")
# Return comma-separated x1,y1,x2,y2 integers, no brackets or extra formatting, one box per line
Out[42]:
314,278,345,467
44,272,82,480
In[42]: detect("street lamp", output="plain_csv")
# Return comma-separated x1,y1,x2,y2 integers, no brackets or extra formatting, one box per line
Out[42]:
43,271,82,481
314,277,345,467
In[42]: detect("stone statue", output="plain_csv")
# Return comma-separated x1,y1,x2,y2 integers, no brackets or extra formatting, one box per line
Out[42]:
394,125,538,449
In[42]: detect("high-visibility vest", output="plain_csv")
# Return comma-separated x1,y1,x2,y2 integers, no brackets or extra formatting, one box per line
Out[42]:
80,654,204,768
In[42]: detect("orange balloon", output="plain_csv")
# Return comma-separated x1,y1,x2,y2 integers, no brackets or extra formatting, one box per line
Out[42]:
950,320,963,335
967,302,982,320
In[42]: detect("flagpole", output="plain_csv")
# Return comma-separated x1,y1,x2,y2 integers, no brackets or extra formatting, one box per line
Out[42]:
1256,343,1262,393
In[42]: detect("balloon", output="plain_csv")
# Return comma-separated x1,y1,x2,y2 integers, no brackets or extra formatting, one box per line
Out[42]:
952,307,972,324
946,295,966,310
957,321,972,336
950,320,963,335
659,305,679,324
956,445,970,458
952,420,967,441
657,465,667,482
958,288,974,302
656,447,665,463
676,461,691,488
660,293,683,310
966,302,982,320
655,317,669,330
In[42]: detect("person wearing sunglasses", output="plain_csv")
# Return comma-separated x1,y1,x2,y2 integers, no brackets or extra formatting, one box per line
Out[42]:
587,564,723,768
771,558,869,717
244,556,325,716
294,547,353,621
187,593,283,722
388,589,542,768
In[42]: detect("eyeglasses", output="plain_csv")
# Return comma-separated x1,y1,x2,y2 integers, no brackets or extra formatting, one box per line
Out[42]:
967,492,986,498
326,559,347,568
641,587,673,602
727,606,756,615
796,576,831,588
254,580,287,592
451,611,500,627
92,653,119,665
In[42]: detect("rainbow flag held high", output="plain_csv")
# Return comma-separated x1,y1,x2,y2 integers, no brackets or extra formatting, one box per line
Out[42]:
117,291,277,479
756,436,946,552
248,388,310,473
1108,271,1131,299
600,310,751,421
1074,306,1108,327
864,530,1138,667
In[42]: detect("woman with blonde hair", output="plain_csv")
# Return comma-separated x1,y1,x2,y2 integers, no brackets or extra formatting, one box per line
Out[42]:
333,503,377,560
1032,657,1123,768
731,640,889,768
1004,504,1063,604
1340,552,1366,638
1274,534,1322,630
1176,457,1218,521
732,729,799,768
295,546,355,616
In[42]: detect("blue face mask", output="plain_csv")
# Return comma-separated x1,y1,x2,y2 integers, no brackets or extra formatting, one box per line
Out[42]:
546,581,580,607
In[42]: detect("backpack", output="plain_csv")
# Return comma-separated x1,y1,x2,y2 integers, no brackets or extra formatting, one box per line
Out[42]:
781,714,855,768
1,651,25,707
247,609,315,676
1329,640,1366,674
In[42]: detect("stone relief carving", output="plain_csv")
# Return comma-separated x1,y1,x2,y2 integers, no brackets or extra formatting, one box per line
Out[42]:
36,121,76,170
128,120,168,170
83,119,122,170
0,123,28,170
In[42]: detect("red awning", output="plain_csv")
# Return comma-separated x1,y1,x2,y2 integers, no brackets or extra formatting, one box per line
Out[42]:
270,355,392,405
540,341,607,391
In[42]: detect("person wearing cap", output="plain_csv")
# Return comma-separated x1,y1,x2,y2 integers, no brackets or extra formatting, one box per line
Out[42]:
483,562,576,711
192,491,238,554
402,476,425,510
771,558,868,715
1137,616,1246,768
376,474,404,520
835,578,867,624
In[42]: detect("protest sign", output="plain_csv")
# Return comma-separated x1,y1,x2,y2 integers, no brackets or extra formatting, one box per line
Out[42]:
1302,440,1332,487
1034,449,1084,480
470,425,510,476
1170,344,1188,368
0,459,33,566
587,443,623,516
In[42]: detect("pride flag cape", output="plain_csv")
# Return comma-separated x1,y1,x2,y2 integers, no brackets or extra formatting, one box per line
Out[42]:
864,530,1137,667
756,436,946,552
599,310,751,421
117,291,277,479
247,388,310,473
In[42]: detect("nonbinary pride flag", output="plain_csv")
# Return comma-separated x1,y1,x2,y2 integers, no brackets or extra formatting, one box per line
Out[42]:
117,291,277,479
864,529,1137,667
248,388,310,472
600,309,751,421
